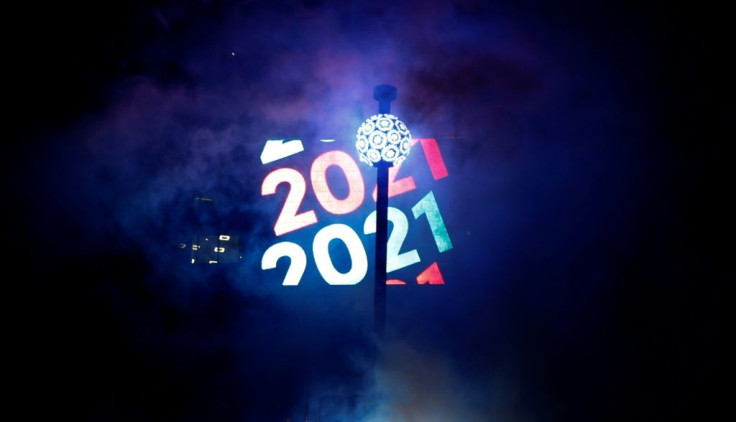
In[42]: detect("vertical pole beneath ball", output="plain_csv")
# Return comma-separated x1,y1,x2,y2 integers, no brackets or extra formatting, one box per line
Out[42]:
372,84,396,340
374,161,389,339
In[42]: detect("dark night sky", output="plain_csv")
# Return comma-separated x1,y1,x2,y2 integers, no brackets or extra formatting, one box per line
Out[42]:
5,1,730,421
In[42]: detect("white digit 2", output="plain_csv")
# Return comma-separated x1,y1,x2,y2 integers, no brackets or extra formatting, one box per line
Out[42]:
364,207,421,272
261,241,307,286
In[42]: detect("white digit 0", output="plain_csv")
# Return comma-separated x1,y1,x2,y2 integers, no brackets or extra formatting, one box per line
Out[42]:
313,224,368,285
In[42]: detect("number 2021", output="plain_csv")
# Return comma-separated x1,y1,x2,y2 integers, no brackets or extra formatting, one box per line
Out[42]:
260,141,451,286
261,193,451,285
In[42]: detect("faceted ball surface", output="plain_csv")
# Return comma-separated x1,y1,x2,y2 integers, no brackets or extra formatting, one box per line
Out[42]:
356,114,412,167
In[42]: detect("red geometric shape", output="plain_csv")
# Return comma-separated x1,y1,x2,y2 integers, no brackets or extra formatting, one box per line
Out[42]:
387,279,406,285
416,262,445,285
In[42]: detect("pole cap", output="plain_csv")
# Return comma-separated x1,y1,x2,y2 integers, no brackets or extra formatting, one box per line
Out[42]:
373,85,397,103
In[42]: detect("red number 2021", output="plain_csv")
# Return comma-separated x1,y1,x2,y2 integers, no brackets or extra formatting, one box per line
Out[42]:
261,139,447,236
261,150,365,236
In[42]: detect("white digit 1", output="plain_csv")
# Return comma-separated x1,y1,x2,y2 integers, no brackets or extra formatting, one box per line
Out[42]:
313,224,368,285
364,207,421,272
311,150,365,215
261,167,318,236
412,191,453,253
261,242,307,286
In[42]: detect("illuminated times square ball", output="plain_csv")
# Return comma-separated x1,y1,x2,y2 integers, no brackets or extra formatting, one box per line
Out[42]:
356,113,412,167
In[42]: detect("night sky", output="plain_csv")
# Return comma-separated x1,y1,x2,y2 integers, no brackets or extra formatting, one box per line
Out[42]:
6,1,730,421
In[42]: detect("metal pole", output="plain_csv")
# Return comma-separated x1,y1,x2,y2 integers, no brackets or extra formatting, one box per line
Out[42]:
375,162,389,338
374,84,397,114
372,84,396,340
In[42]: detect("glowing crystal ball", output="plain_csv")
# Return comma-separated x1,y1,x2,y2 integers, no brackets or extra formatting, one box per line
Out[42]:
356,113,412,167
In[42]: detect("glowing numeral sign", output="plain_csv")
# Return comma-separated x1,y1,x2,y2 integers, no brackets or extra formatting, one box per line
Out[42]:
260,138,452,286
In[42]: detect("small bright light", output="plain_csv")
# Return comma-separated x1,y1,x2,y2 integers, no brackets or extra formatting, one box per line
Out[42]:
356,113,412,167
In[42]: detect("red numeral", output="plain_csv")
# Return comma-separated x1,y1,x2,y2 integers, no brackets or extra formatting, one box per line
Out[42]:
414,138,448,180
311,150,365,215
371,159,417,201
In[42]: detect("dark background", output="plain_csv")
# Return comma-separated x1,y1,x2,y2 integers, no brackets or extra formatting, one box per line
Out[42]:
5,1,730,421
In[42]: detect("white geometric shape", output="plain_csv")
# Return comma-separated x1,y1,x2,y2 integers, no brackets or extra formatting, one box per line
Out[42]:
260,139,304,165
